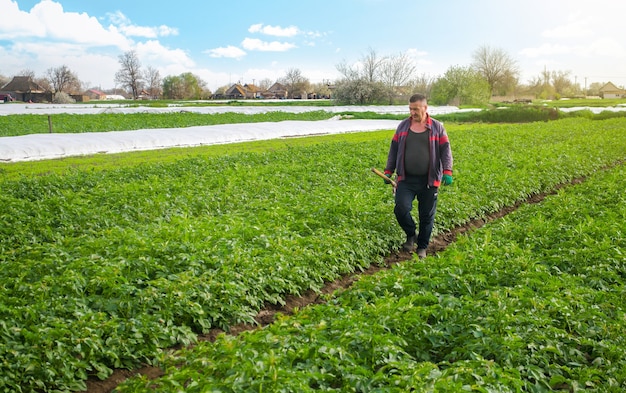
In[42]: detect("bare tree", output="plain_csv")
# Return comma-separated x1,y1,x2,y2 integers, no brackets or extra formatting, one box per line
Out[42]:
336,60,360,81
586,82,604,96
17,69,36,79
408,73,437,97
471,45,519,95
46,65,80,93
144,66,162,99
279,68,310,98
0,73,9,88
335,47,422,104
379,52,416,104
213,84,230,96
334,51,385,105
550,70,576,97
115,50,143,99
361,47,386,82
311,81,332,99
524,73,553,99
17,68,51,92
257,78,273,92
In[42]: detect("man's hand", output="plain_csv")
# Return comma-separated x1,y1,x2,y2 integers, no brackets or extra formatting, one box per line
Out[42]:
384,173,393,184
442,174,453,186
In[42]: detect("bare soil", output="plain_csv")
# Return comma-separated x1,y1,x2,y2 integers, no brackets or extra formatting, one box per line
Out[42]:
82,176,587,393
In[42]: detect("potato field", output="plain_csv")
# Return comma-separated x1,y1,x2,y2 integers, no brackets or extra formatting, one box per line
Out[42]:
1,115,625,392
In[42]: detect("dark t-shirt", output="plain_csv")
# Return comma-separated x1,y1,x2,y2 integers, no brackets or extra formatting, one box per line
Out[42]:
404,130,430,176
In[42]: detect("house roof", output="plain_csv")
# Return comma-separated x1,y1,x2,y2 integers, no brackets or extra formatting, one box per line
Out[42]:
2,76,46,93
243,84,260,92
268,82,287,93
86,89,106,96
225,83,246,96
599,81,624,92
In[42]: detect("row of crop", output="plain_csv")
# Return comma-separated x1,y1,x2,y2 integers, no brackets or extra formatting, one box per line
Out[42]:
435,106,626,123
2,106,626,137
118,161,626,392
1,118,625,391
0,110,335,137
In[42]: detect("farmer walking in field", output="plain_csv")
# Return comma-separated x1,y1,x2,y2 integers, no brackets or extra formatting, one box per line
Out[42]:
384,93,453,259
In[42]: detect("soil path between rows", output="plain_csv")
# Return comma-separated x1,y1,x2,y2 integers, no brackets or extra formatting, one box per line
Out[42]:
82,174,590,393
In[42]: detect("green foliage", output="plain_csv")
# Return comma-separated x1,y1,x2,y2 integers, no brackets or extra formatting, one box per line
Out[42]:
562,109,626,121
437,105,561,123
2,102,626,138
430,65,491,106
437,106,626,123
162,72,208,100
119,164,626,392
0,110,335,137
539,97,626,108
1,118,626,391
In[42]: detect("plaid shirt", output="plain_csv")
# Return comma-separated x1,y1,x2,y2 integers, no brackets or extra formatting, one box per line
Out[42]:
384,114,453,187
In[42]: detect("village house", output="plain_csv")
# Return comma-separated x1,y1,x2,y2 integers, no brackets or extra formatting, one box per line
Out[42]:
221,83,262,99
216,82,290,100
265,82,288,99
599,82,625,99
1,76,51,102
84,89,107,100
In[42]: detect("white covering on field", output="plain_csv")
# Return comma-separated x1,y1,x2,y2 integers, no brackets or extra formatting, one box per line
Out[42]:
0,103,463,162
1,102,624,162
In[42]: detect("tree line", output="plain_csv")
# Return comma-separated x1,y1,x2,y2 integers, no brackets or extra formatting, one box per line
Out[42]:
0,46,611,105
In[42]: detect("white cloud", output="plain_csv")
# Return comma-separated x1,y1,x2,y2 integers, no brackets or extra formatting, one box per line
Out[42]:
242,38,296,52
0,0,130,47
117,24,160,38
542,23,592,39
52,53,120,88
248,23,299,37
305,31,323,39
521,38,626,60
107,11,178,38
135,40,195,67
0,0,191,89
586,37,626,58
240,67,283,84
407,48,428,57
2,40,120,88
519,5,625,78
106,10,131,26
542,12,593,39
205,46,247,59
519,43,573,58
0,1,175,46
0,0,46,38
157,26,178,37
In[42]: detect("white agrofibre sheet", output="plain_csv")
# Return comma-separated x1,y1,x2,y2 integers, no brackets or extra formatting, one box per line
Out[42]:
0,102,464,116
0,103,470,162
0,119,401,162
3,102,623,162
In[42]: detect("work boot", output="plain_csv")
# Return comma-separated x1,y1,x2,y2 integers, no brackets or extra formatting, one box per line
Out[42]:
402,234,417,252
417,248,427,259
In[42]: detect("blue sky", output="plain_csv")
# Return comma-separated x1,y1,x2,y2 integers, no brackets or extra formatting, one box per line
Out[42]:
1,0,625,92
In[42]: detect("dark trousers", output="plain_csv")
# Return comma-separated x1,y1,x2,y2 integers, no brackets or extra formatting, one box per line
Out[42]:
394,175,438,250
